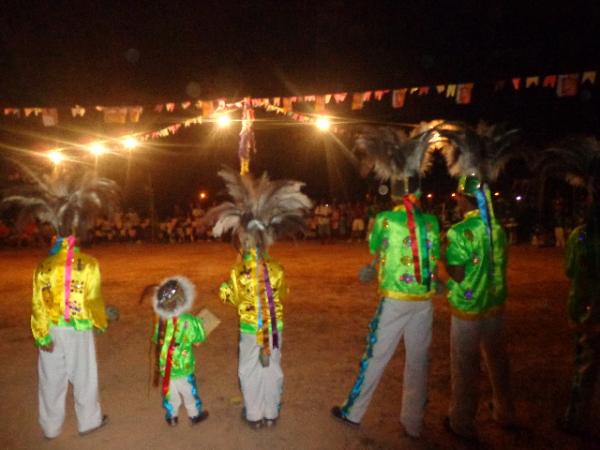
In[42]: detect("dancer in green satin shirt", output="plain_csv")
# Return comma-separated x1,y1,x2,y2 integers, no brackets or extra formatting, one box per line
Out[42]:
444,176,515,441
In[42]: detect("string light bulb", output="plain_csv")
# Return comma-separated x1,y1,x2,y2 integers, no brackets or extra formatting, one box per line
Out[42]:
122,136,138,150
89,142,107,156
47,150,64,165
216,114,231,128
315,116,331,131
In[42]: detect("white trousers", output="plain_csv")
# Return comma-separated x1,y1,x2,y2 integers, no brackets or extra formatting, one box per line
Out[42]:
162,375,203,419
238,332,283,421
38,327,103,438
342,298,433,437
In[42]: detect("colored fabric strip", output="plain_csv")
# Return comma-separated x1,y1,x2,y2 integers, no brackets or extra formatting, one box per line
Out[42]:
255,248,263,345
63,236,76,321
414,204,431,290
403,197,422,284
262,259,279,349
162,317,178,399
475,188,494,277
341,299,384,415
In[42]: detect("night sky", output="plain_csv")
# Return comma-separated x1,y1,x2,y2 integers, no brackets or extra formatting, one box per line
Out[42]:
1,1,599,212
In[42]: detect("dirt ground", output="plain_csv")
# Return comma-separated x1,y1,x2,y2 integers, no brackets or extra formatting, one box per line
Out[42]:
0,241,597,450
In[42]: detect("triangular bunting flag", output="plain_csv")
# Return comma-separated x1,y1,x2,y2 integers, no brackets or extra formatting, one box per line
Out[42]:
325,94,333,103
436,85,446,94
41,108,58,127
525,76,539,88
582,71,596,84
543,75,557,88
556,73,580,97
128,106,143,123
512,78,521,90
418,86,430,96
456,83,474,104
446,84,457,98
181,101,191,110
392,88,407,108
165,103,176,112
362,91,373,102
351,92,364,110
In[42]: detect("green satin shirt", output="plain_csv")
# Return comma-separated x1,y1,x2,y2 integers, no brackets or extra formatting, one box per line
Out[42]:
152,313,206,379
446,209,508,319
565,225,600,324
369,206,441,301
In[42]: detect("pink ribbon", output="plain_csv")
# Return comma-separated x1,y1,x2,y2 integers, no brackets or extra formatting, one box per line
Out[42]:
63,236,76,321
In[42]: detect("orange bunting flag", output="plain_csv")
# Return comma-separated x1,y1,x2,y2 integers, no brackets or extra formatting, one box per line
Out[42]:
41,108,58,127
165,103,176,112
304,95,316,102
154,104,164,113
511,78,521,90
436,85,446,94
373,89,389,101
392,88,407,108
525,76,539,88
202,100,214,117
282,97,291,112
128,106,143,123
24,108,35,117
273,97,281,106
582,71,597,85
543,75,557,88
195,100,203,109
362,91,373,102
333,92,347,103
556,73,580,97
71,105,86,117
351,92,364,110
104,107,127,124
315,95,326,113
456,83,474,104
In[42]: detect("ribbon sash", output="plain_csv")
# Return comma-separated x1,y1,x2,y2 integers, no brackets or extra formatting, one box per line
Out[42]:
162,317,178,399
63,236,76,321
261,259,279,349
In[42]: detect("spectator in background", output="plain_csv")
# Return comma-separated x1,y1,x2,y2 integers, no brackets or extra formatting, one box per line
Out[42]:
553,197,567,248
350,202,365,242
315,200,332,244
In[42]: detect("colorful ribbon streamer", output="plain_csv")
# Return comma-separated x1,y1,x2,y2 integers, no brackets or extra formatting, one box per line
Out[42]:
162,317,178,399
62,236,76,321
261,259,279,349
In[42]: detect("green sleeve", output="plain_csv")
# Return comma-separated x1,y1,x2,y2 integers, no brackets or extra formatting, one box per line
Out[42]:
189,316,206,344
429,216,441,261
446,227,468,266
368,214,384,255
565,230,578,279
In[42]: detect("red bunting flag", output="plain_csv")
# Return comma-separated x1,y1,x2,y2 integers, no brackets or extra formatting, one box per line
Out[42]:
333,92,347,103
418,86,430,96
512,78,521,90
556,74,580,97
373,89,389,101
456,83,474,104
543,75,557,88
351,92,364,110
362,91,373,102
392,88,407,108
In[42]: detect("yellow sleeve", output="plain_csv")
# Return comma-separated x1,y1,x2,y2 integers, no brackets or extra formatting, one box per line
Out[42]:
31,267,51,346
85,261,107,331
219,266,240,307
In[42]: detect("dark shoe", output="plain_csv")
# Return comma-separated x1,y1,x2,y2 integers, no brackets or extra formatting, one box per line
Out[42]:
190,410,209,425
79,415,109,436
331,406,359,427
166,416,178,427
443,416,478,443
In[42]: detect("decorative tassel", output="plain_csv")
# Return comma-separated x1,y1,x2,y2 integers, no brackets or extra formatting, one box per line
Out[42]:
403,196,430,289
161,317,178,399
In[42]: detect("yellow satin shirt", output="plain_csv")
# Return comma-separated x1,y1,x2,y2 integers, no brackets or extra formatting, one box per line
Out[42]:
219,252,287,334
31,242,107,346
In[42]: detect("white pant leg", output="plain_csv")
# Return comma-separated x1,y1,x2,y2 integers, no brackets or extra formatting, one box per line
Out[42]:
342,299,418,423
238,332,284,421
263,335,283,420
163,378,182,419
38,328,69,438
63,328,103,434
400,301,433,437
174,375,203,418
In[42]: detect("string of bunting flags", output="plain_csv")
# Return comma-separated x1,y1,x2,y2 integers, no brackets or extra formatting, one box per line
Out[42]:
1,70,596,128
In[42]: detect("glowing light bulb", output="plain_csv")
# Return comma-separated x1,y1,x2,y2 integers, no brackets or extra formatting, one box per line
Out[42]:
122,136,138,150
217,115,231,128
451,192,457,198
48,150,64,165
89,142,107,155
315,116,331,131
494,192,500,197
426,193,433,199
515,195,522,201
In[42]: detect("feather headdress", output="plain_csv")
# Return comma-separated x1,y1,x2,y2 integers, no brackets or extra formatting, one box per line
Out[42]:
206,166,313,249
1,161,120,239
428,120,521,181
352,121,442,182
